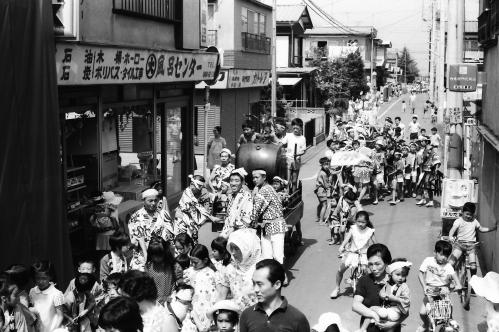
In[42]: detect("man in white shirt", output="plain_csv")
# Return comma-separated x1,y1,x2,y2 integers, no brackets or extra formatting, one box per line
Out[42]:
408,115,421,141
394,117,406,138
409,92,417,113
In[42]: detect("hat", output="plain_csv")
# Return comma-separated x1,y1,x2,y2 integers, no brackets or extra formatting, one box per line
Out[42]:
231,167,248,178
336,121,343,126
272,176,288,187
470,272,499,303
206,300,241,320
103,191,123,205
394,150,402,156
412,114,419,119
312,312,348,332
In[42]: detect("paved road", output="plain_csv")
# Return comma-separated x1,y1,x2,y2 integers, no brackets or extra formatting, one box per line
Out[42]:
198,93,487,331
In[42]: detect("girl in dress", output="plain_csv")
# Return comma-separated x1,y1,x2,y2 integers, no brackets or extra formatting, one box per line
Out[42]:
144,238,183,304
330,211,376,299
183,244,218,332
210,237,231,273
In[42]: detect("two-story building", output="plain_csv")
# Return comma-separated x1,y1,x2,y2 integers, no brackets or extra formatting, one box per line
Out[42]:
194,0,272,154
54,0,218,262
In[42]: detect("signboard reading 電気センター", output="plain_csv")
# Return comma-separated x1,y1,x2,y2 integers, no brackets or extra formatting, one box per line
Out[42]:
56,43,219,85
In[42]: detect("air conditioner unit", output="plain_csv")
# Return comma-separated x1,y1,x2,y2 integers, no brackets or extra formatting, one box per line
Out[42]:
53,0,79,40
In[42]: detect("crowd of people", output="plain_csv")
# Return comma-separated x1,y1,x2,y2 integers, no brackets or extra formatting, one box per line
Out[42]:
1,90,498,332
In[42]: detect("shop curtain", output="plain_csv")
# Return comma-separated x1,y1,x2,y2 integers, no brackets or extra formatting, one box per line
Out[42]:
0,0,73,284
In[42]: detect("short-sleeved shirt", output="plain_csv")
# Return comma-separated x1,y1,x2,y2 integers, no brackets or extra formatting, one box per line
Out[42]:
419,257,455,287
453,217,481,242
281,133,306,159
408,122,421,134
239,297,310,332
29,285,65,332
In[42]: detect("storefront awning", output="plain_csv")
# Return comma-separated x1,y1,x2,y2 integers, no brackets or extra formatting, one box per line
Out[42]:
278,77,303,86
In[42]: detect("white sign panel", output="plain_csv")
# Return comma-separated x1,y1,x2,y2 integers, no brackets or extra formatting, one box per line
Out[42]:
440,179,477,218
56,43,219,85
227,70,270,89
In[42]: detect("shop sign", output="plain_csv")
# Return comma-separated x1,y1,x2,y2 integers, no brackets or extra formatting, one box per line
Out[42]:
228,70,270,89
195,70,229,89
56,43,219,85
200,0,208,48
448,64,477,92
440,179,477,218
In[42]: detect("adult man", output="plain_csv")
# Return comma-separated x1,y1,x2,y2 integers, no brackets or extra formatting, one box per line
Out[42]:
409,91,417,113
239,259,310,332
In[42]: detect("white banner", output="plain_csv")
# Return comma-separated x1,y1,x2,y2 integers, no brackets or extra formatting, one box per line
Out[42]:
227,69,270,89
56,43,219,85
440,179,477,218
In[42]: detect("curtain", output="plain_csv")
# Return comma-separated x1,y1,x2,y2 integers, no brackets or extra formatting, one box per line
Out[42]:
0,0,73,285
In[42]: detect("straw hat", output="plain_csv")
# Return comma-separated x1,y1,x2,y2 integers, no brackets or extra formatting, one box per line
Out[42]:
206,300,241,320
470,272,499,303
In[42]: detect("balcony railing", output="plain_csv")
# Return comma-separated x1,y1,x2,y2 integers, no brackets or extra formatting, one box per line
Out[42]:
113,0,177,22
241,32,271,54
207,30,217,46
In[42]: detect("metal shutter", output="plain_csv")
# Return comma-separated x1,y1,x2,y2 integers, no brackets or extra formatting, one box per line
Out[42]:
194,105,220,155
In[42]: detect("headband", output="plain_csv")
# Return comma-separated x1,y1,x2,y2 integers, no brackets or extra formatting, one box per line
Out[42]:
387,261,412,274
220,148,231,156
231,167,248,178
188,174,204,189
252,169,266,176
272,176,288,186
142,188,159,200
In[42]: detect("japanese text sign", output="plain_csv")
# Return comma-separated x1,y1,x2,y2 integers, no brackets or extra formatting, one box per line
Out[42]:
227,69,270,89
448,64,477,92
440,179,477,218
56,43,219,85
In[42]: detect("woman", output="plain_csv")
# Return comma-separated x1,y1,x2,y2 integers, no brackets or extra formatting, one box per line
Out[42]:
175,175,213,242
216,228,261,311
251,170,287,268
207,126,227,171
210,148,235,193
352,243,405,332
220,168,253,238
127,189,175,271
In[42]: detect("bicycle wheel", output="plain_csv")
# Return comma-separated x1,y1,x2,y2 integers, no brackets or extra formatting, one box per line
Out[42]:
462,266,472,310
456,260,467,304
351,267,358,294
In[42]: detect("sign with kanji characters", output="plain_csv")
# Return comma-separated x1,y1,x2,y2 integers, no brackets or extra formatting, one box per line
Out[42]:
448,64,477,92
227,69,270,89
56,43,219,85
440,179,477,218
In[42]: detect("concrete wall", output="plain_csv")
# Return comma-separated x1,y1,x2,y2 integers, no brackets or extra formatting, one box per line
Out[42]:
483,47,499,135
80,0,175,49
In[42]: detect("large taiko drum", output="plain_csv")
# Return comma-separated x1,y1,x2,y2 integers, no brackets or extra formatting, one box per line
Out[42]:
236,143,287,186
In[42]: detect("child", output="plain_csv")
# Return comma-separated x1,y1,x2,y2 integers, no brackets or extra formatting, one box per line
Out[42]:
372,140,386,205
29,260,65,332
63,273,97,332
430,127,441,148
315,157,332,225
207,300,240,332
404,144,417,198
175,254,191,271
408,115,421,141
174,233,194,257
0,284,37,332
210,237,231,273
97,273,122,307
325,139,337,160
272,176,290,207
367,259,412,331
237,121,259,149
431,105,438,123
330,211,375,299
448,202,497,278
145,238,183,304
328,190,359,245
401,100,406,113
419,128,427,141
418,240,462,332
282,118,307,191
99,231,131,282
389,151,405,205
65,260,103,300
183,244,218,332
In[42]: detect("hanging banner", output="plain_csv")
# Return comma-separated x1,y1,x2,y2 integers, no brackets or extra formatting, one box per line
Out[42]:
227,69,270,89
56,43,219,85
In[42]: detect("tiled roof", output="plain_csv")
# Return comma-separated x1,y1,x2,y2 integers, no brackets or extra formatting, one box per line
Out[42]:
276,4,307,22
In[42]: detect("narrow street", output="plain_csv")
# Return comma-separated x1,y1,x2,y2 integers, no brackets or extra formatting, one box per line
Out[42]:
198,93,487,331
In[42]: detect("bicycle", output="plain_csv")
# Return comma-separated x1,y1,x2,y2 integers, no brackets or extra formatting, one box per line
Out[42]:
339,249,365,294
453,240,480,310
425,287,460,332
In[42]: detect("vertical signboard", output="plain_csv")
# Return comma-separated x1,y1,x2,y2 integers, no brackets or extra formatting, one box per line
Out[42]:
448,64,477,92
200,0,208,48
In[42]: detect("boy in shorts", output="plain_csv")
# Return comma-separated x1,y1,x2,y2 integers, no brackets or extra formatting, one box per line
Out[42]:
417,240,461,332
448,202,497,278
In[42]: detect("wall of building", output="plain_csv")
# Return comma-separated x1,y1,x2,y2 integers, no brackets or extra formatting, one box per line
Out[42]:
483,47,499,135
233,0,272,50
302,35,371,65
79,0,175,49
194,87,262,153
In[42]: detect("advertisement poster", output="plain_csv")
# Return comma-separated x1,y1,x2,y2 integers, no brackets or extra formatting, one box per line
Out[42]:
440,179,477,218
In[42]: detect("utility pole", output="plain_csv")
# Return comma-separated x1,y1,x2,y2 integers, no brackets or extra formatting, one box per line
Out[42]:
429,0,437,102
371,27,375,91
271,0,277,117
404,51,407,84
437,0,447,123
445,0,464,179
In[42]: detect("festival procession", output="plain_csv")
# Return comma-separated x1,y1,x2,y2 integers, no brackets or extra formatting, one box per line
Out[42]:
1,0,499,331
